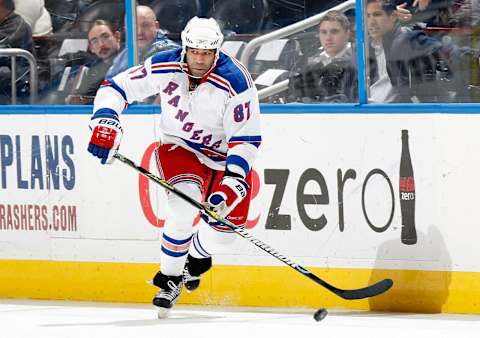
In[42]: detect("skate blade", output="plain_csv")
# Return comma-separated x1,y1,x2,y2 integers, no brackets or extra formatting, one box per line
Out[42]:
157,307,171,319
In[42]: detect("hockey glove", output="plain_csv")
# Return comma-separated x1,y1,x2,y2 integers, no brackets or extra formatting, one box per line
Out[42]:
206,176,249,219
88,117,123,164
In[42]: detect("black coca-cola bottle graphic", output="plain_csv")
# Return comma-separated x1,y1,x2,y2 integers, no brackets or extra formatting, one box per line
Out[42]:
399,130,417,245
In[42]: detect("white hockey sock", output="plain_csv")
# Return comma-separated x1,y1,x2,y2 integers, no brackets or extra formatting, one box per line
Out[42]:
160,228,192,276
160,182,202,276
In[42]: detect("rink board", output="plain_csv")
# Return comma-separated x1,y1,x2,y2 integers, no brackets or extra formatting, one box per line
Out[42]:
1,110,480,314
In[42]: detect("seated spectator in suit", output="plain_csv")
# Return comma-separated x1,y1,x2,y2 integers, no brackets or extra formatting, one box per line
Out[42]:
287,10,357,103
66,19,121,104
14,0,52,36
106,5,178,77
369,0,480,103
366,0,452,102
0,0,34,104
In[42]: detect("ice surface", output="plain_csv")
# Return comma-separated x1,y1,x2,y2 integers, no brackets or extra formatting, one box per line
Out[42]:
0,300,478,338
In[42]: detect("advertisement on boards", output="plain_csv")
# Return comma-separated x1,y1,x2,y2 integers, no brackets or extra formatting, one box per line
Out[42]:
0,113,478,273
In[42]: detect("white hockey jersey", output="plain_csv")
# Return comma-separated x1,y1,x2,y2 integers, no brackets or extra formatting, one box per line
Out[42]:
92,47,261,178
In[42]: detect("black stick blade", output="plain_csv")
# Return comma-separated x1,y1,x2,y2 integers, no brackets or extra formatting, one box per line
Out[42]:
337,278,393,300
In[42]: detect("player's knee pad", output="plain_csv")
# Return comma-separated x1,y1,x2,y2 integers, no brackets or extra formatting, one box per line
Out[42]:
165,182,202,232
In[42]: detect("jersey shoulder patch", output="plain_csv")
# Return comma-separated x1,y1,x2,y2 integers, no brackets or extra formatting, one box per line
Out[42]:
209,52,253,96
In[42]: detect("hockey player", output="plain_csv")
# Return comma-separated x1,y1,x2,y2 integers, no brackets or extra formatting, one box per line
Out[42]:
87,17,261,317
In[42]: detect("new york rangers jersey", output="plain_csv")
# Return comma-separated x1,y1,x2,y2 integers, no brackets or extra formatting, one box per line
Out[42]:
92,47,261,178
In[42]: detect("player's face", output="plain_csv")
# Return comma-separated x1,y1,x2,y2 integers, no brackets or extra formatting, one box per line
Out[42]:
88,25,120,60
319,20,350,57
185,48,216,77
367,2,397,42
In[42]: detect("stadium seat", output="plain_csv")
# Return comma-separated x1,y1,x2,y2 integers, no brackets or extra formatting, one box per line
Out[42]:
39,38,92,104
74,0,125,33
220,40,247,60
57,39,89,57
247,38,302,79
254,68,289,89
253,68,290,103
150,0,200,33
208,0,271,34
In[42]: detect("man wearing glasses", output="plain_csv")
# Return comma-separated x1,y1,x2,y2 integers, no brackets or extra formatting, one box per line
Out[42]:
66,19,121,104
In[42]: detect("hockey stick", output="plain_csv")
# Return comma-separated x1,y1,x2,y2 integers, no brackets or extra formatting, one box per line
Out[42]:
113,152,393,300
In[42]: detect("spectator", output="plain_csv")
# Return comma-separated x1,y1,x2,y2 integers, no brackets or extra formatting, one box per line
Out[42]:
287,10,357,103
366,0,451,102
0,0,35,103
316,11,354,66
394,0,454,27
449,0,480,28
14,0,52,36
66,19,121,104
106,5,178,77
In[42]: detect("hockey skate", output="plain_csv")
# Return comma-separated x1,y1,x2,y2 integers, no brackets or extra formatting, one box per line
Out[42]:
183,255,212,292
152,272,183,318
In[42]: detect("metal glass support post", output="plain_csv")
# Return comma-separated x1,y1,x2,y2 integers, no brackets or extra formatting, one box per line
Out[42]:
125,0,139,68
11,57,16,104
355,0,368,104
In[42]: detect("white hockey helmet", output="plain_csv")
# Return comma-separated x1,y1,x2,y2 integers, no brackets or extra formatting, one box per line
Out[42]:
181,16,224,51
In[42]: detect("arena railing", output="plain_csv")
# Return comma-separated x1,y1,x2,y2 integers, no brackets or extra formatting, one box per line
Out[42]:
0,48,38,104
